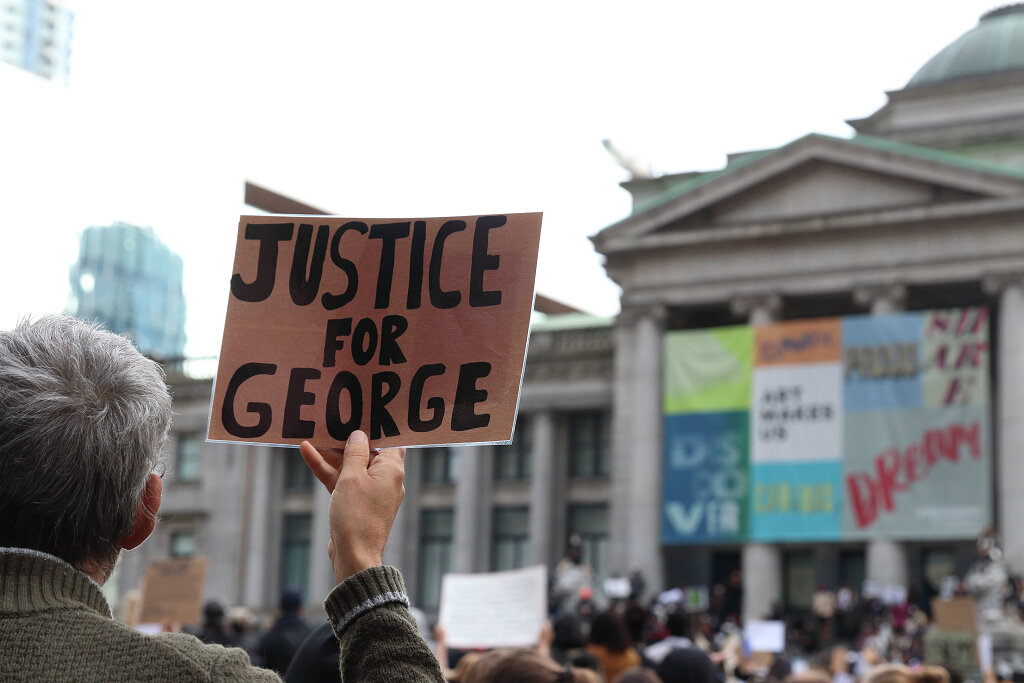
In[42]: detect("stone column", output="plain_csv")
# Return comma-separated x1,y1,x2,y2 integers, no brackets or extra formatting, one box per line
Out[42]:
609,305,666,593
528,411,557,567
733,294,785,620
985,274,1024,570
856,283,910,589
308,481,333,606
453,447,487,572
243,445,275,608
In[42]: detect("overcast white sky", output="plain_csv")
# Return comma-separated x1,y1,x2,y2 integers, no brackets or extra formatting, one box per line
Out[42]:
0,1,1001,356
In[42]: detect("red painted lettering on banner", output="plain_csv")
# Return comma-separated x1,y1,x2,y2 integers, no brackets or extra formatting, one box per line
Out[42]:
846,421,982,529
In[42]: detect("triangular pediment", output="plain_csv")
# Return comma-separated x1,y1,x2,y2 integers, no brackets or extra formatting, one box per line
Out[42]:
594,134,1024,253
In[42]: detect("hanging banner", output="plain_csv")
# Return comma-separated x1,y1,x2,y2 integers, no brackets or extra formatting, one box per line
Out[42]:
661,307,991,545
663,327,751,544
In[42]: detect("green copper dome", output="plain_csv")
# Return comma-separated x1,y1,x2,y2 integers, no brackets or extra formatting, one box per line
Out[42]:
907,4,1024,88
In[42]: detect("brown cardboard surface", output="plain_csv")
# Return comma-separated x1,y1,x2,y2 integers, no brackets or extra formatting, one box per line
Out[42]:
932,597,978,633
208,213,542,448
137,557,207,626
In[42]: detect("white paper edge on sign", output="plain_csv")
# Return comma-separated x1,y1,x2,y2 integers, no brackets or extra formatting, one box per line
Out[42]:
438,565,548,650
205,212,543,450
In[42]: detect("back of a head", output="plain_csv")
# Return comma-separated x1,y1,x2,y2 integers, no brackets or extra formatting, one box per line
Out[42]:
281,589,304,614
912,667,951,683
589,610,632,654
0,316,171,571
656,647,716,683
666,612,690,638
616,667,664,683
866,664,913,683
464,649,601,683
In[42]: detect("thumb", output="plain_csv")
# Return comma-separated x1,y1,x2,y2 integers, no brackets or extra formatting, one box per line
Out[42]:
343,430,371,473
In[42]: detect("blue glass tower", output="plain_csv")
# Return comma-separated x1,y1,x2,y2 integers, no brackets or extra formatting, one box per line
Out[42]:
69,222,187,358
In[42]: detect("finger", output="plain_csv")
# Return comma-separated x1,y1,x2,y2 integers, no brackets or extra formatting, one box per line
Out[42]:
342,430,371,474
371,446,406,468
300,441,339,493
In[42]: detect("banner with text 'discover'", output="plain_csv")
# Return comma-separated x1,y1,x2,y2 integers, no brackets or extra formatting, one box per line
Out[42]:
662,327,751,544
662,308,991,545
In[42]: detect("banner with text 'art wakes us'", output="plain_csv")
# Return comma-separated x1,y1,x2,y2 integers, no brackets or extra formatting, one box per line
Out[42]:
207,213,543,449
662,307,990,545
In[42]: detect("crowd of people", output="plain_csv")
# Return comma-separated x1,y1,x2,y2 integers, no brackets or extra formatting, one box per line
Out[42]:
0,315,1018,683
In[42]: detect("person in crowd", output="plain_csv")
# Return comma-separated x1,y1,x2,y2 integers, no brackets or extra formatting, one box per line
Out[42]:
463,648,601,683
551,613,588,665
0,315,443,681
644,612,693,666
255,589,313,674
655,647,717,683
588,610,643,682
195,600,236,647
554,534,596,614
616,667,663,683
865,664,913,683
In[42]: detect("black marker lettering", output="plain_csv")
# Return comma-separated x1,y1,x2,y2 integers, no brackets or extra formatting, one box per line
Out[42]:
370,371,401,439
369,222,410,309
326,371,362,440
429,220,465,309
451,361,491,431
290,224,329,306
230,223,294,302
282,367,320,438
322,221,367,310
469,215,505,307
408,363,446,432
406,220,426,309
221,362,277,437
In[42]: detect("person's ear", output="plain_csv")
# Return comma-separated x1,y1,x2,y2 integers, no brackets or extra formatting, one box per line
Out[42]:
121,473,163,550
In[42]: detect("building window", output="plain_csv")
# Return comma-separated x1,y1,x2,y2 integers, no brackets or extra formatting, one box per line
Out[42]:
568,504,609,582
176,433,200,482
494,416,532,480
491,507,529,571
422,447,456,484
784,550,816,612
170,531,196,558
281,513,311,601
418,509,453,611
283,449,314,490
568,411,610,478
838,549,866,593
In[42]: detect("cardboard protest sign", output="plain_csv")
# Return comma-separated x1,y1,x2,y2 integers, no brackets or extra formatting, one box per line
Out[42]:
933,597,978,633
438,565,547,649
137,557,207,626
208,213,543,448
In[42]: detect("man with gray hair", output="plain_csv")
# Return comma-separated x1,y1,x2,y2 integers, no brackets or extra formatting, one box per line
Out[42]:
0,315,444,681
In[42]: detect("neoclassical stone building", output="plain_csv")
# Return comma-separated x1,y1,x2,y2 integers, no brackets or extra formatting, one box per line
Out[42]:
115,6,1024,620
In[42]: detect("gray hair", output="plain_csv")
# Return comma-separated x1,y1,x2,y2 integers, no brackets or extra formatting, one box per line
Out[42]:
0,315,172,568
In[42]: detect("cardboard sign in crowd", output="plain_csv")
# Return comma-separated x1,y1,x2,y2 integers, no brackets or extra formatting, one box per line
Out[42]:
208,213,543,449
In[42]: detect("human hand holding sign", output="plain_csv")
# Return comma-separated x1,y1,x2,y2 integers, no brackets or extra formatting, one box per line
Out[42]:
299,430,406,584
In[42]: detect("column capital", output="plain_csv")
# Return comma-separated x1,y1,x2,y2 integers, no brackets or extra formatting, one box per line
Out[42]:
618,303,668,328
982,271,1024,296
852,282,907,310
729,292,782,320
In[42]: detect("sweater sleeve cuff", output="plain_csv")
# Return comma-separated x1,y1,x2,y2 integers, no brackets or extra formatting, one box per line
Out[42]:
324,565,411,637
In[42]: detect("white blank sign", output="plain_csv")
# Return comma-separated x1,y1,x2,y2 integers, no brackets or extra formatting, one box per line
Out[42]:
745,619,786,653
438,565,547,649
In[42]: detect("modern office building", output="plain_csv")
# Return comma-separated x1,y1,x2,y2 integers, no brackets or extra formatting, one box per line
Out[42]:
69,222,187,359
115,6,1024,620
0,0,73,84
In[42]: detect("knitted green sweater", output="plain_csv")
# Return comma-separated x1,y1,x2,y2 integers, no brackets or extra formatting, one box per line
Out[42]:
0,549,444,682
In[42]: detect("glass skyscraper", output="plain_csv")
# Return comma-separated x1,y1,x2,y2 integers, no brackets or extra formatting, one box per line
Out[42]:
69,222,186,359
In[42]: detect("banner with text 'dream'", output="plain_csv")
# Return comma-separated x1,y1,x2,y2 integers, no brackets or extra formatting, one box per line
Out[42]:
662,308,991,544
208,213,542,449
